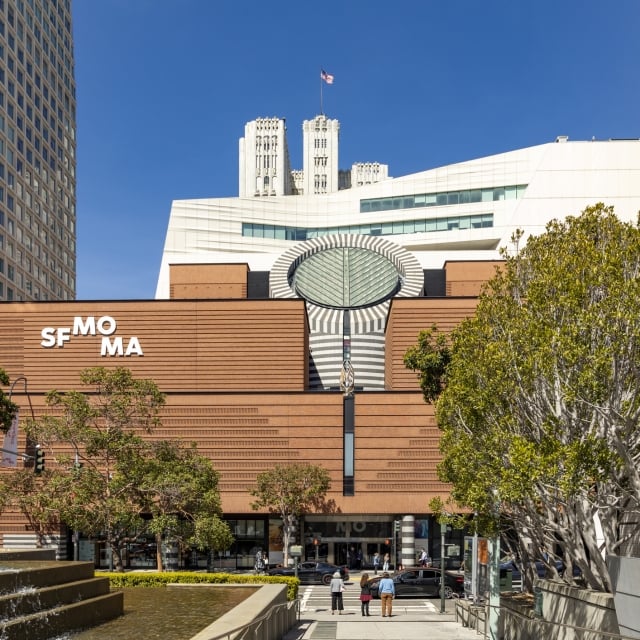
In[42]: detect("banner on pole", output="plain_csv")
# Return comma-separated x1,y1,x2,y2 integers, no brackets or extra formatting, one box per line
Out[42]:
1,410,19,467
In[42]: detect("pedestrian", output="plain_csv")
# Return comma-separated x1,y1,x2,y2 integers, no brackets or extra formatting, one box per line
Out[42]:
329,570,345,614
383,552,390,572
419,548,430,567
372,552,380,575
359,572,372,616
378,571,395,617
254,548,265,574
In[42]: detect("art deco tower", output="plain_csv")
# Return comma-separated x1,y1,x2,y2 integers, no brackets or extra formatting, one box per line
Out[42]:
302,114,339,195
238,117,292,197
0,0,76,301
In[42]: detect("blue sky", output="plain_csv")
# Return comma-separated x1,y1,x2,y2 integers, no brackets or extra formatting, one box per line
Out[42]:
74,0,640,300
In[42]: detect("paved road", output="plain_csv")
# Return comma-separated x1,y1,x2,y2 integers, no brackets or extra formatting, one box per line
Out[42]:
283,582,482,640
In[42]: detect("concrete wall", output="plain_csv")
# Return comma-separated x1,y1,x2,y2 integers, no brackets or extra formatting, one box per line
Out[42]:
457,580,621,640
386,297,479,390
0,299,309,392
170,264,250,299
609,556,640,639
186,584,296,640
444,261,503,297
537,579,620,640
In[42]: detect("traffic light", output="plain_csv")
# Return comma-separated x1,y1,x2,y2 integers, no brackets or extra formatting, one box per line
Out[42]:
394,520,400,533
34,448,46,474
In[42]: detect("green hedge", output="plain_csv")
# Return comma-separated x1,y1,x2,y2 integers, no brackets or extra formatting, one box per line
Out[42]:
95,571,299,601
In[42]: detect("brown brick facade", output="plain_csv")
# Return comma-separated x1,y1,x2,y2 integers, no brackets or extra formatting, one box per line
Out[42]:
0,261,496,565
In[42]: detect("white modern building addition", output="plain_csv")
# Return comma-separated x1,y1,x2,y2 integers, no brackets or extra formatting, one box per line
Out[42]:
158,124,640,300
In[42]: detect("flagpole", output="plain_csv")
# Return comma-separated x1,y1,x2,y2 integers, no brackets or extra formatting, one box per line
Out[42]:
320,68,324,115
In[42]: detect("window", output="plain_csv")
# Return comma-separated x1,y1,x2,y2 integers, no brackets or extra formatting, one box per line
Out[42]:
361,184,526,213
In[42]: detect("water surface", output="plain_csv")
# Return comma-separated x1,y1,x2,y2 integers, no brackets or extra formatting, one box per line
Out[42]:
51,585,256,640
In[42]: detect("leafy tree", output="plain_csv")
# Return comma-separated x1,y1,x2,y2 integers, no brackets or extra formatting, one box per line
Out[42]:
134,440,231,570
192,514,235,570
250,463,331,567
405,204,640,592
25,366,166,570
404,325,451,404
0,368,18,434
3,469,66,547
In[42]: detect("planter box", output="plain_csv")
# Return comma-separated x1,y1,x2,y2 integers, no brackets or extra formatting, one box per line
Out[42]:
501,580,620,640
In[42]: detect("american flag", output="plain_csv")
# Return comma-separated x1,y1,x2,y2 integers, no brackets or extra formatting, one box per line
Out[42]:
320,69,334,84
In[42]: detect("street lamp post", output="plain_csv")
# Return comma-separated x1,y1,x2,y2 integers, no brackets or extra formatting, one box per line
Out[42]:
440,523,446,613
472,512,479,604
488,491,501,640
73,448,81,561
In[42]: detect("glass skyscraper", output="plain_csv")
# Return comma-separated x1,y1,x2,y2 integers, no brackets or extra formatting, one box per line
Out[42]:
0,0,76,301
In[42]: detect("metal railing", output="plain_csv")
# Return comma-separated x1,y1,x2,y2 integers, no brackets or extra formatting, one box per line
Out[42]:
465,601,639,640
202,597,300,640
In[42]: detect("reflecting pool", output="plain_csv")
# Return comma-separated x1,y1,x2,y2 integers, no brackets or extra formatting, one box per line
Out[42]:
51,585,257,640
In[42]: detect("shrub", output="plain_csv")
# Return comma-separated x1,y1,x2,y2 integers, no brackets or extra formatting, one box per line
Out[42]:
95,571,299,601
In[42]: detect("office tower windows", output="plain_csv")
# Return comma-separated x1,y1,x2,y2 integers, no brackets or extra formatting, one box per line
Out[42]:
0,0,75,301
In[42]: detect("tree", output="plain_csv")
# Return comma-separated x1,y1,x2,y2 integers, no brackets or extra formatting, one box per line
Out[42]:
25,366,166,571
134,440,231,571
250,463,331,567
405,204,640,592
0,368,18,434
192,514,235,570
3,469,66,547
404,325,451,404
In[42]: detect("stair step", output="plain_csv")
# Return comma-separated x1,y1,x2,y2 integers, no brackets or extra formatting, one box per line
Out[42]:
0,590,124,640
0,576,111,618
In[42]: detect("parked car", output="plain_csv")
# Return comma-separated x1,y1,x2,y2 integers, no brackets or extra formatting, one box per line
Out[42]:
500,557,579,581
368,568,464,599
430,558,463,570
267,561,349,585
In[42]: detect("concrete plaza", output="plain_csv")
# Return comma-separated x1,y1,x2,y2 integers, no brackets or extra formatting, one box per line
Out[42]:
282,575,481,640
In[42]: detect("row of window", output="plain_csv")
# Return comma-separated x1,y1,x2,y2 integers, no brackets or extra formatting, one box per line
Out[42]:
2,0,74,94
254,135,279,151
0,0,76,301
0,23,76,144
360,184,527,213
15,0,73,61
0,273,62,301
242,212,494,241
1,213,72,277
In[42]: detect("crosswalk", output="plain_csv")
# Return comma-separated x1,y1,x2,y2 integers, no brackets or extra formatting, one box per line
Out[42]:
299,584,441,614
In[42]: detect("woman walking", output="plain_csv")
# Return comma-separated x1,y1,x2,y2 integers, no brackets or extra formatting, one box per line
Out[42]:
329,570,345,614
359,573,372,616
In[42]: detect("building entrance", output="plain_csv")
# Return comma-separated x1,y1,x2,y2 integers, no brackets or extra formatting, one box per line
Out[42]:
303,516,395,570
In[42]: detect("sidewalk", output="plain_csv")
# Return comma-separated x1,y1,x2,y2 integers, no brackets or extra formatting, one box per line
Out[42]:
282,571,481,640
282,608,482,640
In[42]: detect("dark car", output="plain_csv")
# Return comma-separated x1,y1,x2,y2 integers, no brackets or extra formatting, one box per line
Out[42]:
500,558,577,582
369,569,464,599
267,561,349,585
